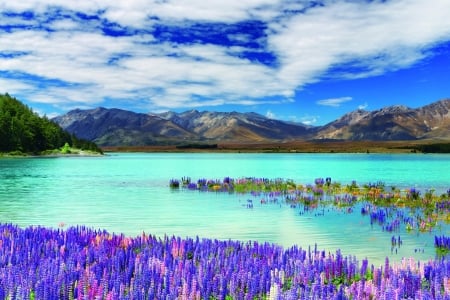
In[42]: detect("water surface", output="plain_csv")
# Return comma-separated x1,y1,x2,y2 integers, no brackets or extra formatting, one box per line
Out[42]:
1,153,449,265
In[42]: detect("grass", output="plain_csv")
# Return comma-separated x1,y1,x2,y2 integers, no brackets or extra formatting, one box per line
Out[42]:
101,140,450,153
0,143,103,157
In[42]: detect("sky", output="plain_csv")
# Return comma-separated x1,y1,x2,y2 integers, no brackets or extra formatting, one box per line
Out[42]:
1,0,450,126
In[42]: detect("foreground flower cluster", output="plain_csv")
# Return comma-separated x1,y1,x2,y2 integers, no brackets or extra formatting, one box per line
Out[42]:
1,224,450,299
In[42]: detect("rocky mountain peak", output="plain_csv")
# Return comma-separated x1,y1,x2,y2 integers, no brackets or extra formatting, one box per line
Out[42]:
53,99,450,146
375,105,411,115
417,99,450,117
337,109,370,126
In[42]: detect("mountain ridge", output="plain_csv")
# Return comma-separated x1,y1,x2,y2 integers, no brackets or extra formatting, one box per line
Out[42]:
52,99,450,146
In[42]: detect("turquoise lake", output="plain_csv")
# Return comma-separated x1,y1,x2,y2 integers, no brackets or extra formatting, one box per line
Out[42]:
1,153,449,266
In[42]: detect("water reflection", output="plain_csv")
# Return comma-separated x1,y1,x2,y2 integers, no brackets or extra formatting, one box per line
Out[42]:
1,153,449,267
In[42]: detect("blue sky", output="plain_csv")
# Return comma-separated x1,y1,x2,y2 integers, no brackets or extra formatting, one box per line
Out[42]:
1,0,450,125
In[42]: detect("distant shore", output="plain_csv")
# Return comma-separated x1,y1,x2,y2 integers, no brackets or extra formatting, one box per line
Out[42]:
102,140,450,154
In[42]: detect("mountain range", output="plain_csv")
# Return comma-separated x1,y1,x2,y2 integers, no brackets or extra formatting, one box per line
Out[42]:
53,99,450,147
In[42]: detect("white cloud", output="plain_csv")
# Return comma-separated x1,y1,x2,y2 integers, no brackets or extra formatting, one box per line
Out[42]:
48,19,82,31
266,110,276,119
1,0,450,115
147,0,283,23
0,78,34,94
358,103,369,110
316,97,352,107
268,0,450,85
299,115,318,126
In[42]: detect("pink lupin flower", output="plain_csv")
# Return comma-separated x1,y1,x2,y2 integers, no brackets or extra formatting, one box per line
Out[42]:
59,245,65,256
106,291,114,300
443,277,450,295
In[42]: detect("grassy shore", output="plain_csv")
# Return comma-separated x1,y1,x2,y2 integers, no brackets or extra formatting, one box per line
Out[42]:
102,140,450,153
0,144,103,157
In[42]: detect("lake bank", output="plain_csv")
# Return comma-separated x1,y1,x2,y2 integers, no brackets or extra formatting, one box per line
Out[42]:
101,139,450,153
0,146,104,157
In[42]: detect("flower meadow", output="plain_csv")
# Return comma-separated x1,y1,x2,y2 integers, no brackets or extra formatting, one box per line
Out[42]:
1,223,450,300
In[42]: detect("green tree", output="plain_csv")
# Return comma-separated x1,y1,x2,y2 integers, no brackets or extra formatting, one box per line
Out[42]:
0,93,102,154
61,142,71,154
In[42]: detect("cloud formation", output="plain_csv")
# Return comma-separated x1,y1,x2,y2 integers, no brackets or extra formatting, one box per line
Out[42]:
1,0,450,114
316,97,352,107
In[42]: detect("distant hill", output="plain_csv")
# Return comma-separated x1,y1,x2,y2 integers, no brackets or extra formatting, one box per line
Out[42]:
54,107,197,146
53,99,450,146
0,93,102,154
53,108,310,146
314,100,450,140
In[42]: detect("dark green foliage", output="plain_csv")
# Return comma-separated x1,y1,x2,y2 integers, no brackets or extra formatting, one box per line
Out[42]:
176,143,218,149
0,93,102,154
414,143,450,153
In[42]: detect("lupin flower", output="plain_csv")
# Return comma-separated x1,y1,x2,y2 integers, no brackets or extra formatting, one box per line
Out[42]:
5,223,449,299
181,176,191,186
169,179,180,188
187,182,197,190
314,178,325,186
434,235,450,257
5,176,447,298
408,187,421,200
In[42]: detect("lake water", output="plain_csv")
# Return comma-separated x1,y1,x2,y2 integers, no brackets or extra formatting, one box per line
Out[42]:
1,153,449,266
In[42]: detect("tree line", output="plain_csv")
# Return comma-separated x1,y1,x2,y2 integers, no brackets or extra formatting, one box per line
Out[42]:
0,93,102,154
413,143,450,153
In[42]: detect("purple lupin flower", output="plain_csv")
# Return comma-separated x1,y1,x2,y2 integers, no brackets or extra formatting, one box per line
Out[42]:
3,222,450,298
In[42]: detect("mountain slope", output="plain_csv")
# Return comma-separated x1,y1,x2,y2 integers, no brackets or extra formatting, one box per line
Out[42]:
415,100,450,139
53,107,196,146
157,110,310,141
54,108,310,146
314,99,450,141
53,99,450,146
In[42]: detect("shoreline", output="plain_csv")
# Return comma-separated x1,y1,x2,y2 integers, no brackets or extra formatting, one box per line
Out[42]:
0,153,104,158
0,149,104,158
101,140,450,154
